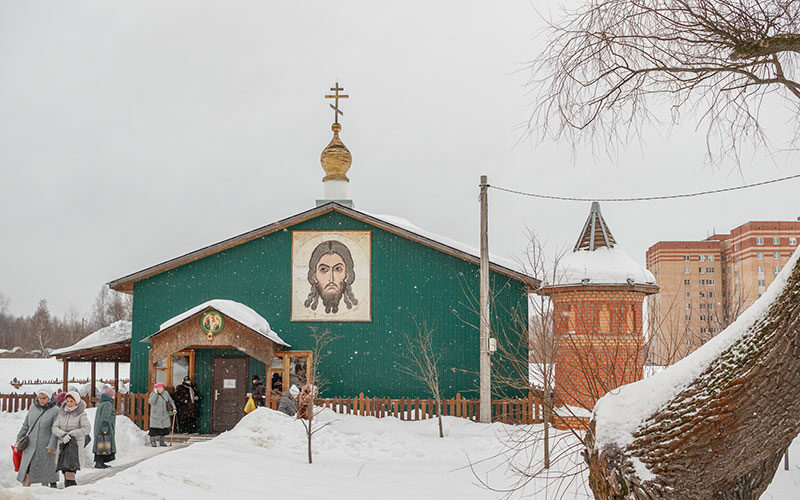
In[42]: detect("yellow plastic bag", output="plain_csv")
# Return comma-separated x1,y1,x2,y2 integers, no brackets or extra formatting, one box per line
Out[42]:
244,396,256,414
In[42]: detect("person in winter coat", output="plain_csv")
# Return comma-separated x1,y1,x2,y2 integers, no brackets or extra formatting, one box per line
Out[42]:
15,388,58,488
148,382,176,446
174,376,199,433
250,375,266,407
278,385,300,416
52,391,91,487
93,387,116,468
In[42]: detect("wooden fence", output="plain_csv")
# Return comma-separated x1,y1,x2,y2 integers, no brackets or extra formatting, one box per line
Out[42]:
1,392,545,428
267,392,545,424
9,377,130,390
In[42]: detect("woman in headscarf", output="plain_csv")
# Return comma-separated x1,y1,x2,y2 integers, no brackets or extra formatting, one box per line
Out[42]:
52,391,91,487
93,387,117,468
148,382,176,446
15,388,58,488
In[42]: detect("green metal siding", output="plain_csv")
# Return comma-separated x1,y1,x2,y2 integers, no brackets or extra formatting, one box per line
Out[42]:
131,211,528,405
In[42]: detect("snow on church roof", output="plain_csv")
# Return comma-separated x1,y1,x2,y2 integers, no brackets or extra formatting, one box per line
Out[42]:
368,212,524,274
149,299,290,347
108,203,537,294
51,320,132,356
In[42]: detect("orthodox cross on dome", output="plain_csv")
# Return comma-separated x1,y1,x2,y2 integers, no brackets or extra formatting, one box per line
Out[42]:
574,201,616,251
324,82,349,125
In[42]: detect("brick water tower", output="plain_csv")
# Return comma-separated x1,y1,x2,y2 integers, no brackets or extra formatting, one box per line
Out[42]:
539,203,659,411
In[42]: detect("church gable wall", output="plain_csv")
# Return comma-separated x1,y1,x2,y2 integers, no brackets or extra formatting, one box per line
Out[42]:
130,211,528,399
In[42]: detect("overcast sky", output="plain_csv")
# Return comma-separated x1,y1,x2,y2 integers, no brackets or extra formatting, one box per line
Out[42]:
1,1,798,318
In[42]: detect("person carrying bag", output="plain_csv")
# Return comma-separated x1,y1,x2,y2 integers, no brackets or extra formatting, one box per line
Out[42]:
93,387,117,468
148,383,176,447
14,388,58,488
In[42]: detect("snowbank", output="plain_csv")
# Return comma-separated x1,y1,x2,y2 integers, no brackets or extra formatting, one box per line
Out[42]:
546,246,655,287
154,299,289,347
593,244,800,451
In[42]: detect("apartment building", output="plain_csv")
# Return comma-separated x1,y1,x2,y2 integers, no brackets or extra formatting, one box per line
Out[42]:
646,219,800,364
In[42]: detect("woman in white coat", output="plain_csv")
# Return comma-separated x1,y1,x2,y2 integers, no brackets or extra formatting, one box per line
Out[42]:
51,391,91,487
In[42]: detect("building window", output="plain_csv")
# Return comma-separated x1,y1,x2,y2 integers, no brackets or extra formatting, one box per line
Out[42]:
699,303,706,310
774,252,781,260
699,291,706,297
685,291,691,298
791,238,797,246
708,291,714,298
699,279,706,285
626,305,635,333
707,279,715,285
756,237,764,245
758,266,765,273
685,303,691,310
706,267,714,273
734,243,739,251
758,279,766,287
684,255,691,261
599,307,611,333
709,255,715,262
773,237,780,245
686,337,693,346
684,279,691,285
698,267,703,274
757,252,764,259
685,315,691,322
774,266,781,275
684,267,690,274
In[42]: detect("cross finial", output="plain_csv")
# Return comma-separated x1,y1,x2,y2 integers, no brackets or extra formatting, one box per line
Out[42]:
324,82,349,125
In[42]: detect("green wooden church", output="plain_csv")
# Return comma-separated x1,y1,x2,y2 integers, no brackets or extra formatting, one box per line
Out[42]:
108,86,536,433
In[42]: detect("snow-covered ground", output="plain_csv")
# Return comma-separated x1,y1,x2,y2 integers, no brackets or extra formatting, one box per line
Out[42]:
0,357,130,395
1,358,798,498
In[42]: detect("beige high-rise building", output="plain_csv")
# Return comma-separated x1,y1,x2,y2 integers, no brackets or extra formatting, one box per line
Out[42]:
646,219,800,365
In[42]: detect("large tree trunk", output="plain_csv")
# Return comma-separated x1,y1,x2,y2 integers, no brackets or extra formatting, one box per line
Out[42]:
586,250,800,499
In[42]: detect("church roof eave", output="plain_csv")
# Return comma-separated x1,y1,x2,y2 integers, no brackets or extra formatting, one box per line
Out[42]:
108,202,539,294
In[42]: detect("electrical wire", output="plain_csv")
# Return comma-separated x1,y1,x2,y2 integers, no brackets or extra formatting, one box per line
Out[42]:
487,172,800,202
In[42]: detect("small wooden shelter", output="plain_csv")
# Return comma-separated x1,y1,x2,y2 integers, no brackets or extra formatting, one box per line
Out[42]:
51,320,131,400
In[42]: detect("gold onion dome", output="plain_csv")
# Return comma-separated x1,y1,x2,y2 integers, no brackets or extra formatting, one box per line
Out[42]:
320,123,351,182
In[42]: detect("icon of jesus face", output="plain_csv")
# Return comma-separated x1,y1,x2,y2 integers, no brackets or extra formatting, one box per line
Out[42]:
304,240,358,314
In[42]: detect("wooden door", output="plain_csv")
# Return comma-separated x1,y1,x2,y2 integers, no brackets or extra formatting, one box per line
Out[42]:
211,356,248,433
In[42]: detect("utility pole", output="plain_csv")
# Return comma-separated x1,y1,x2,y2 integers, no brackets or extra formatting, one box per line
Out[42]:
479,175,491,423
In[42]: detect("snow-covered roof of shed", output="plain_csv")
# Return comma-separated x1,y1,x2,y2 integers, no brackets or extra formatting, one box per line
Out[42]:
148,299,289,347
51,320,132,356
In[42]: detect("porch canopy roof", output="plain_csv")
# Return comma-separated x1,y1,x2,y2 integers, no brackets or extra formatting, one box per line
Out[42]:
142,299,290,366
51,320,132,362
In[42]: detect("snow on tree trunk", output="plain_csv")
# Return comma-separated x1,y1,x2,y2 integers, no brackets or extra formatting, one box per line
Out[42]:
586,246,800,499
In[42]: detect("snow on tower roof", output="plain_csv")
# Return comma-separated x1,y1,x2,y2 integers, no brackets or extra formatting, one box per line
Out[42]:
543,203,656,288
147,299,289,347
51,320,132,356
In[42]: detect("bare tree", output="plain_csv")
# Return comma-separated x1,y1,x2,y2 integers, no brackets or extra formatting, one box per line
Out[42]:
91,285,132,328
30,299,52,356
528,0,800,164
298,328,338,464
0,290,9,315
586,251,800,498
395,315,446,438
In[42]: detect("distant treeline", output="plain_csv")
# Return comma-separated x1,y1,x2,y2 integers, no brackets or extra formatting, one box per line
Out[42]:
0,286,131,356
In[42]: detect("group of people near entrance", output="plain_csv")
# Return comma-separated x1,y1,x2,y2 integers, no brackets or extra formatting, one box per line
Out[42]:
14,386,117,489
249,366,315,419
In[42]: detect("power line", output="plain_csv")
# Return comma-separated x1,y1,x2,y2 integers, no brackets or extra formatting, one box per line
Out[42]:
488,172,800,202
